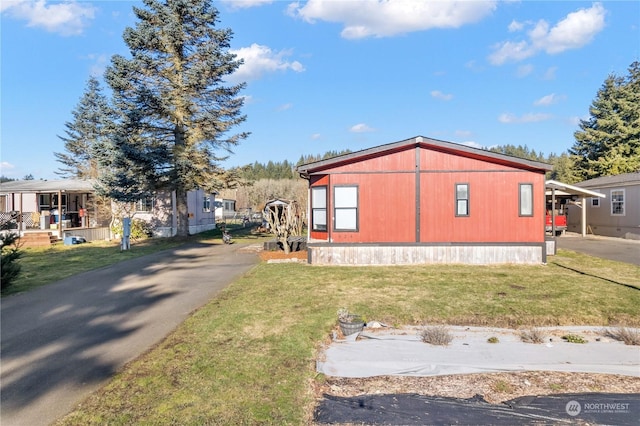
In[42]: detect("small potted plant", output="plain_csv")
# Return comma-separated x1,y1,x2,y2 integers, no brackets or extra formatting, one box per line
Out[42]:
337,308,365,336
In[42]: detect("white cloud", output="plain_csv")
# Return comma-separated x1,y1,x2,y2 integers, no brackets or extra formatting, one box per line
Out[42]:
567,115,585,126
508,19,524,32
288,0,497,39
460,141,483,149
516,64,534,77
239,95,254,104
489,3,606,65
498,112,553,123
431,90,453,101
534,93,565,106
543,66,558,80
350,123,375,133
277,103,293,111
0,161,16,175
455,130,473,139
229,44,305,82
533,3,606,54
220,0,273,10
311,133,322,140
1,0,95,36
86,53,109,78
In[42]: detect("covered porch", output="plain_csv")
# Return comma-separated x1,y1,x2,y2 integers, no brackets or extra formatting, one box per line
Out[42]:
545,180,606,237
0,179,110,245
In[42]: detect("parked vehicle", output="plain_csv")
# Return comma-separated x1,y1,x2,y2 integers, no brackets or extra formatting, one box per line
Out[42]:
546,212,567,236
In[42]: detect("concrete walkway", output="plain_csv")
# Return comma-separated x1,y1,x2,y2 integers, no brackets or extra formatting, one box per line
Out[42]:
1,241,260,426
556,233,640,266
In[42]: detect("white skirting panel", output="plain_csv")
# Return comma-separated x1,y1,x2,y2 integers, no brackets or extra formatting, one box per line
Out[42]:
309,245,544,266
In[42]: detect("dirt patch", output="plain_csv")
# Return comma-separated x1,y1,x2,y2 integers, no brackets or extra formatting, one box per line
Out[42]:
259,249,307,262
315,372,640,406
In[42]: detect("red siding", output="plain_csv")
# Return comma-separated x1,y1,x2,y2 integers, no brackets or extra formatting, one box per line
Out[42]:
331,173,415,243
307,144,547,245
420,172,544,242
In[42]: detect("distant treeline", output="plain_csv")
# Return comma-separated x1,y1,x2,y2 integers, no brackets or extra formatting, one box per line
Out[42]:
238,144,576,182
238,150,352,181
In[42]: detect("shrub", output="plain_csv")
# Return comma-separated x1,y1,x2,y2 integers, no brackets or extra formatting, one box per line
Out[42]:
1,232,22,292
420,325,453,346
562,334,587,344
111,218,154,241
602,327,640,346
520,328,546,344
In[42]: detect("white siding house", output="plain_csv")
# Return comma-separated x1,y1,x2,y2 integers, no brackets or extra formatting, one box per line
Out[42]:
566,172,640,239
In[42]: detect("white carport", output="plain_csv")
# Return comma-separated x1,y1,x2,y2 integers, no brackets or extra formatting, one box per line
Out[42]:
546,180,606,237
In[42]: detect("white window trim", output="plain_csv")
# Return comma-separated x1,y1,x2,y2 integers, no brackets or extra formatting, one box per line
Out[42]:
591,197,600,208
311,186,327,231
519,183,534,217
455,183,469,217
610,188,625,216
334,185,358,231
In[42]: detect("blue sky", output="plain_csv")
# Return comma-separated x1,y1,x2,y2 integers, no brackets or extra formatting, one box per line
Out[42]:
1,0,638,180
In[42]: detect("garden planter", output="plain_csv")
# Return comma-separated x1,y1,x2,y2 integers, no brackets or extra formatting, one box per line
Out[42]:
339,315,365,336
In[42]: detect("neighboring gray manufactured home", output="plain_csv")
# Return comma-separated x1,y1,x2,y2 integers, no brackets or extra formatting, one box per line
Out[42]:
566,172,640,239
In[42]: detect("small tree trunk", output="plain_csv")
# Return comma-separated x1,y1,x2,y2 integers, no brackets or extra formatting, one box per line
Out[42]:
175,187,189,237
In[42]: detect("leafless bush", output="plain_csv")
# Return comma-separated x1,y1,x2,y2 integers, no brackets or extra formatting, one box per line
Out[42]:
602,327,640,346
520,328,546,344
420,325,453,346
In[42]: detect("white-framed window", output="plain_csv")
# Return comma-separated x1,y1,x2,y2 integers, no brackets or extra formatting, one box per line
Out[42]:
203,196,211,212
611,189,625,215
334,185,358,231
311,186,327,231
455,183,469,217
135,197,153,212
519,183,533,217
591,197,600,208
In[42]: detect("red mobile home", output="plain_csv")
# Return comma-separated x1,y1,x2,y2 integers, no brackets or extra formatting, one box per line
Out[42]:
297,136,553,265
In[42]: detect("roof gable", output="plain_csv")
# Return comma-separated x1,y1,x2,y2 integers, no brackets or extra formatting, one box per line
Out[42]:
297,136,552,176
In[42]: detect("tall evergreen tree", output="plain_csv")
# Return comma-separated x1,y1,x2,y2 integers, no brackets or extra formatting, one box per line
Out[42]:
99,0,248,237
571,61,640,180
55,76,112,179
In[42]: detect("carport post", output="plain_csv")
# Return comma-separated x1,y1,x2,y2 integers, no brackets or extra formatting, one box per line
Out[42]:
551,188,556,236
581,196,587,237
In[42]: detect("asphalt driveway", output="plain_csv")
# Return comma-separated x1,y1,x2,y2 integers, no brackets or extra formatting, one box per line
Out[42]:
556,233,640,266
1,241,260,426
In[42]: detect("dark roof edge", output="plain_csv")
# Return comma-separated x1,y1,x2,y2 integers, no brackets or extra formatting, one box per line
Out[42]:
575,172,640,188
296,135,553,175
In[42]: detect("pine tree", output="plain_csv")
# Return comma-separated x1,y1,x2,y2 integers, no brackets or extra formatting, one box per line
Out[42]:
99,0,248,237
55,76,112,179
571,61,640,180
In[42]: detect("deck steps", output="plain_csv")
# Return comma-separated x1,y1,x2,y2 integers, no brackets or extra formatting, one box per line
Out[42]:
19,232,59,248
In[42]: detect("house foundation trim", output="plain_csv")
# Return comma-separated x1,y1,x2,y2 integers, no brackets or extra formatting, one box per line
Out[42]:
307,242,546,266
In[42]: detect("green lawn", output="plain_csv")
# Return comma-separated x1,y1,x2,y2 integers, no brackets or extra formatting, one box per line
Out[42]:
55,249,640,425
3,226,260,296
